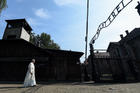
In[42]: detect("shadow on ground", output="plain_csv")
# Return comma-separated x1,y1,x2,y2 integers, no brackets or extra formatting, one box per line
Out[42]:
0,81,139,87
36,81,140,86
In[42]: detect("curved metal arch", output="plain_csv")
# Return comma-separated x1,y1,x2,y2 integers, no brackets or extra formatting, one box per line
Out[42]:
90,0,133,44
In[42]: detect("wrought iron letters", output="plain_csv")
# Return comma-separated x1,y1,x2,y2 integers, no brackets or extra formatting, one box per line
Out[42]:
90,0,133,44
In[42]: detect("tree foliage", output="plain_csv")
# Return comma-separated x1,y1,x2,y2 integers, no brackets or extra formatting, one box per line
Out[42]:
30,32,60,50
0,0,7,14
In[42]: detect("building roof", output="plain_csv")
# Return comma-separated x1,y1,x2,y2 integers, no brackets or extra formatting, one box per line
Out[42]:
6,19,32,33
107,28,140,51
119,28,140,44
107,42,120,52
0,39,83,59
94,52,110,58
0,39,51,57
45,49,84,58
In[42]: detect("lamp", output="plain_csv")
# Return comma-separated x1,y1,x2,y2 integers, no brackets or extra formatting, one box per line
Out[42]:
135,1,140,15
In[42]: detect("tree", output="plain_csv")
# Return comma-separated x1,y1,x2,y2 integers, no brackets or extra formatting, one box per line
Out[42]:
0,0,7,14
30,32,60,50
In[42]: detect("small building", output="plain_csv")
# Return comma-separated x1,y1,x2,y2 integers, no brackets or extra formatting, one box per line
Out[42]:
0,19,83,82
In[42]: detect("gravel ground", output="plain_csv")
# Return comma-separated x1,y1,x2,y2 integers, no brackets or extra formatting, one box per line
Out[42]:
0,82,140,93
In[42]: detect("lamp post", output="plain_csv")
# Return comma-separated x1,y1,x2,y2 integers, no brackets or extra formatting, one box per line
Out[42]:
135,1,140,15
85,0,89,60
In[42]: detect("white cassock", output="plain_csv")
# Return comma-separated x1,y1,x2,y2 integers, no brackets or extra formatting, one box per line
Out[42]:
24,62,36,87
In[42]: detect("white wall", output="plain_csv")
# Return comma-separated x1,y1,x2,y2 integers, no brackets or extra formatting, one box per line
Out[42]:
20,27,30,41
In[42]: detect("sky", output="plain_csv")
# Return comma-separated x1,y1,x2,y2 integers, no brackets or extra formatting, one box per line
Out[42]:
0,0,140,62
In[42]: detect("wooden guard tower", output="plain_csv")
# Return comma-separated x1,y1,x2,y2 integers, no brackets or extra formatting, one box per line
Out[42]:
3,19,32,41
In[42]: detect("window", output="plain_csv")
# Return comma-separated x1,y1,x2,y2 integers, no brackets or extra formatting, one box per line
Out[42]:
8,24,12,28
7,35,17,39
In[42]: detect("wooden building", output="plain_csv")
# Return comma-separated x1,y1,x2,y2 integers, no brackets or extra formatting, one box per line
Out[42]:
0,19,83,82
107,29,140,81
86,28,140,82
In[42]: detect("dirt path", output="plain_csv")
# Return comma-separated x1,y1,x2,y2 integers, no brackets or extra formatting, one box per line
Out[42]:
0,82,140,93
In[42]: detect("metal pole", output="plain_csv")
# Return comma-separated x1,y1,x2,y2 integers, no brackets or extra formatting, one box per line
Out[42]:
90,43,96,81
85,0,89,60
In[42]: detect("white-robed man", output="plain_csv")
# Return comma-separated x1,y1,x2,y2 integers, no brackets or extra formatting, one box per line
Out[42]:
24,59,36,87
